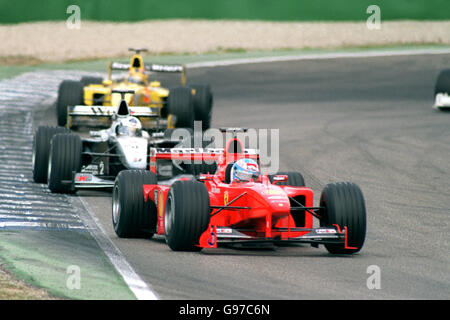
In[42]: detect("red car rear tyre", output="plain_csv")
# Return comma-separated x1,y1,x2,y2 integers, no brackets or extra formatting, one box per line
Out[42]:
112,170,158,238
269,171,305,186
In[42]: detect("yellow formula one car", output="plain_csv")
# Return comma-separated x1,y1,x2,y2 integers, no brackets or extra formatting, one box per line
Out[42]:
56,48,213,131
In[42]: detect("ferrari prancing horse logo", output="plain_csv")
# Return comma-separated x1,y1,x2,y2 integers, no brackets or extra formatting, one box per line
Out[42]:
224,191,229,206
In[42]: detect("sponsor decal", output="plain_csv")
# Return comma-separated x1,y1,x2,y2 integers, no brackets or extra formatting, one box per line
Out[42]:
211,185,220,194
217,228,232,234
75,174,92,182
207,226,216,246
157,191,164,219
265,189,282,195
316,228,337,234
149,64,183,73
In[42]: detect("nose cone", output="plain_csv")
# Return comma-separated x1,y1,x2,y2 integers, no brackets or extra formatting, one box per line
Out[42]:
258,184,291,216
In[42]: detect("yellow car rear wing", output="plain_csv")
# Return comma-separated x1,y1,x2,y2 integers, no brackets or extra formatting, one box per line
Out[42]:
108,62,186,85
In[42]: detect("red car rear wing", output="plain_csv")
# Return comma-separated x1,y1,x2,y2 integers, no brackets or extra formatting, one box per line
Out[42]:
148,137,260,181
149,147,259,160
149,147,259,173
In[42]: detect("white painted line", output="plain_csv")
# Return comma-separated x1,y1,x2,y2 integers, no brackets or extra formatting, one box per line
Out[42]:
186,48,450,69
75,196,159,300
0,221,85,230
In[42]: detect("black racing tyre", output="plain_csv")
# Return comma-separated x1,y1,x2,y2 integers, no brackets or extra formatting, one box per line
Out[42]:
32,126,70,183
269,171,305,228
178,128,215,149
171,128,217,176
56,80,84,126
164,180,210,251
165,127,194,146
167,86,195,129
47,133,82,193
112,170,158,238
183,162,218,176
434,69,450,95
268,171,305,186
319,182,366,254
80,76,103,86
191,84,213,130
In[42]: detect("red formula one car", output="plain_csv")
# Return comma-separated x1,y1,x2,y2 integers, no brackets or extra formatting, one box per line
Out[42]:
112,133,366,255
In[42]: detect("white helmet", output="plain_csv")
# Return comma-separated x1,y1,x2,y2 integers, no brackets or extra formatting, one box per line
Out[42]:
116,116,142,137
231,158,260,182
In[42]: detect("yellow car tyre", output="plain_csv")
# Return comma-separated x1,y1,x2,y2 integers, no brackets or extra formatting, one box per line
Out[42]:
80,76,103,87
56,80,84,126
167,87,195,129
191,84,213,130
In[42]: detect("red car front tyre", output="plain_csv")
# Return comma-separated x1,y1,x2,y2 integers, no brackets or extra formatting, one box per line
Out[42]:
319,182,366,254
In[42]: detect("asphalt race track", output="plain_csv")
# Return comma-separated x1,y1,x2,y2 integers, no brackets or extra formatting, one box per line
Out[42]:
30,53,450,299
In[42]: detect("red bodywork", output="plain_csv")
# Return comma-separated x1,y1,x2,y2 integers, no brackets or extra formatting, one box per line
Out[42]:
143,138,351,249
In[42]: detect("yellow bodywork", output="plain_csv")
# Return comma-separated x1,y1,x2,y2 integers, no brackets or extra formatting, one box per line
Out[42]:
80,53,187,129
83,80,169,108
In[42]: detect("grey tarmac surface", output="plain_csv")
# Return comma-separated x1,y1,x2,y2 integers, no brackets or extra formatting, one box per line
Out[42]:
37,53,450,299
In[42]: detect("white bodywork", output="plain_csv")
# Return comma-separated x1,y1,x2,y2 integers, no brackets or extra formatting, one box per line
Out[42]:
89,116,150,170
433,93,450,109
115,136,148,169
74,116,150,189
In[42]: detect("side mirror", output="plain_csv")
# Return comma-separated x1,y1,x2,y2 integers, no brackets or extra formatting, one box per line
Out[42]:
272,175,288,182
199,174,214,181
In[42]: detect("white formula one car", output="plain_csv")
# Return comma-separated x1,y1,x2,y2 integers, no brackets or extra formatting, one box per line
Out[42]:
433,69,450,110
32,91,185,193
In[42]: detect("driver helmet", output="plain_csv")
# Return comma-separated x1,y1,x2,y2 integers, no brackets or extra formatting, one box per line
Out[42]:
116,116,142,137
127,70,147,85
231,158,260,182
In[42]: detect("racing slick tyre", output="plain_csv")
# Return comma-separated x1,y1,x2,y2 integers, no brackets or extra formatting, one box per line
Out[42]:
179,129,217,176
184,162,218,176
56,80,84,127
269,171,306,228
32,126,70,183
434,69,450,95
167,86,195,129
268,171,305,186
191,84,213,130
47,133,82,193
80,76,103,87
164,180,210,251
112,170,158,238
319,182,366,254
